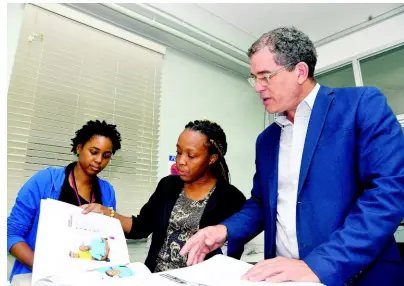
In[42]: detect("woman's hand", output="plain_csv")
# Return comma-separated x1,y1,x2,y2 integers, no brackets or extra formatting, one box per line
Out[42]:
81,203,110,216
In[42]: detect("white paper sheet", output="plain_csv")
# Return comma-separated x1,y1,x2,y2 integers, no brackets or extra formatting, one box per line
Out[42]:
32,199,130,285
150,255,325,286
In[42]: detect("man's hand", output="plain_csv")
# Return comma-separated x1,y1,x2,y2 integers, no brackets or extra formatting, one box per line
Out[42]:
241,257,320,283
180,225,228,266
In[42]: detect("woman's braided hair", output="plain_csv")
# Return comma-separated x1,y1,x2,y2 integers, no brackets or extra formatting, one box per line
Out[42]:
185,120,230,184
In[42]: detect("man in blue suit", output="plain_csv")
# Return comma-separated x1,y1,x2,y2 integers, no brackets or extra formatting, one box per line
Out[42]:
181,27,404,286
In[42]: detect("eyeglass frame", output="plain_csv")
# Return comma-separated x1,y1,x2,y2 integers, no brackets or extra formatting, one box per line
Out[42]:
247,63,295,88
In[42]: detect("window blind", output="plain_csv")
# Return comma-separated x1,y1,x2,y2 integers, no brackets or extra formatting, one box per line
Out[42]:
7,4,163,216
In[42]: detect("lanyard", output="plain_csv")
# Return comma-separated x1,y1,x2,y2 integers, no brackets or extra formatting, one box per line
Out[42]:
70,170,95,206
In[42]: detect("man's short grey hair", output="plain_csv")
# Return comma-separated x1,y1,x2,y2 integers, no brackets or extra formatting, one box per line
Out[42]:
248,27,317,77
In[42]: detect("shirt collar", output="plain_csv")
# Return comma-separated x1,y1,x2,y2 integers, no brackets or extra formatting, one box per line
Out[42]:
274,83,320,128
304,83,320,110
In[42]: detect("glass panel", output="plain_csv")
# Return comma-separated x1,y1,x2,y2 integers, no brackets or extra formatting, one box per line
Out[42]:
360,45,404,116
315,64,356,88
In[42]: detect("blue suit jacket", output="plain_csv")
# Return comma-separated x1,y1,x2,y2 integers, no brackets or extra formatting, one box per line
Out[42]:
223,86,404,286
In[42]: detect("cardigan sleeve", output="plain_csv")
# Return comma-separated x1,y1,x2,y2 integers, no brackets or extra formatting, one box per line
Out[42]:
7,168,51,252
125,177,168,239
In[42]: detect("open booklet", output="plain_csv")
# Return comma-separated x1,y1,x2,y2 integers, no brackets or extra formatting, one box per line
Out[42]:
32,199,131,285
32,199,324,286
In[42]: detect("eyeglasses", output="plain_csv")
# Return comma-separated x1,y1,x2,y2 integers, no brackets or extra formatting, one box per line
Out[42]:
247,64,293,88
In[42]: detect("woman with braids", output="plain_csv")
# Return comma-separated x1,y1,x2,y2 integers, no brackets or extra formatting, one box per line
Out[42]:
7,120,122,281
81,120,246,272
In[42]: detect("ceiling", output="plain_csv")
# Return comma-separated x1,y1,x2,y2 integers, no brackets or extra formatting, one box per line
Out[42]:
66,3,404,76
151,3,403,50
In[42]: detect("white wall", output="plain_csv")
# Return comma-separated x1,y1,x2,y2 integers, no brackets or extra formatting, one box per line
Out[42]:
158,48,263,196
316,13,404,70
7,3,25,88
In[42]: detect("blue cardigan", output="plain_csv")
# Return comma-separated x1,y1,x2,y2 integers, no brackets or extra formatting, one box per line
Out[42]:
7,166,117,281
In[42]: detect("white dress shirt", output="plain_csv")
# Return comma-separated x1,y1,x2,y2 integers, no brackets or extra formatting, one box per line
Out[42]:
275,83,320,259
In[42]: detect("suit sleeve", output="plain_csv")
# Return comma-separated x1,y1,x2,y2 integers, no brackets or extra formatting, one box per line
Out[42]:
225,187,247,259
222,137,266,246
303,87,404,286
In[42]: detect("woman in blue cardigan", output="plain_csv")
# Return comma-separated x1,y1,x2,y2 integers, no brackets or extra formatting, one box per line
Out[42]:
7,120,121,281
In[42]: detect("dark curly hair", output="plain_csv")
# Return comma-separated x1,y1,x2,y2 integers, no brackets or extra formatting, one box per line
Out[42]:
185,120,230,184
71,120,122,155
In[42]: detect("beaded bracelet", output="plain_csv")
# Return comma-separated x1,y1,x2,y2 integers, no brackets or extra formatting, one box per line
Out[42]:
108,207,115,217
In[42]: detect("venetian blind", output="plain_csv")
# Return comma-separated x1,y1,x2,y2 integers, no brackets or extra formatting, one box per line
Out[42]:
7,4,163,216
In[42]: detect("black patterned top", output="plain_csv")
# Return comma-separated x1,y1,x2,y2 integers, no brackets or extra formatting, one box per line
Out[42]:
154,186,216,272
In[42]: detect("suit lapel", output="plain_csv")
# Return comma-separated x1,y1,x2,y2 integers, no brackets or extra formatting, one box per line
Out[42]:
297,86,334,197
